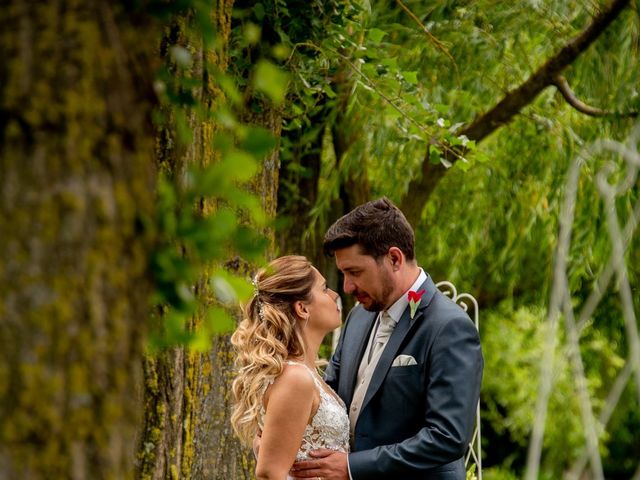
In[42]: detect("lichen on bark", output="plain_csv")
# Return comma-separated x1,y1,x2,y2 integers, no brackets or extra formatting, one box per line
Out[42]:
137,1,260,479
0,2,159,478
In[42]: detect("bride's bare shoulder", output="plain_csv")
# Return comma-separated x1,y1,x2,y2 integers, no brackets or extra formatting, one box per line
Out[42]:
265,363,315,404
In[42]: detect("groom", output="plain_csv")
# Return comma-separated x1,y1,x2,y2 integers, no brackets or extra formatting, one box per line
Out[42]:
290,197,483,480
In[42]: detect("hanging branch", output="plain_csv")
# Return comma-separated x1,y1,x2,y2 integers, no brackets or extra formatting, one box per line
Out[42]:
552,74,639,118
400,0,631,224
394,0,459,78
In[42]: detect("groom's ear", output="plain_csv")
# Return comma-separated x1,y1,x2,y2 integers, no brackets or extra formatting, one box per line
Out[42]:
388,247,404,271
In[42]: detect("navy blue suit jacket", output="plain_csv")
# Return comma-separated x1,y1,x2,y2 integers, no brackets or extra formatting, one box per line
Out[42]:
325,274,483,479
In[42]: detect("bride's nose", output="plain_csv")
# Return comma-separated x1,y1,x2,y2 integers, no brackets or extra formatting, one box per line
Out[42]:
333,291,343,312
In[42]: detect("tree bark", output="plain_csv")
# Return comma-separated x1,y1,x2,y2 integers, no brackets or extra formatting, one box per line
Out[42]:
400,0,631,225
137,2,281,478
0,2,158,479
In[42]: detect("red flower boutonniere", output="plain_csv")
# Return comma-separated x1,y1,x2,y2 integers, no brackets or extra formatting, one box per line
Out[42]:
408,289,426,319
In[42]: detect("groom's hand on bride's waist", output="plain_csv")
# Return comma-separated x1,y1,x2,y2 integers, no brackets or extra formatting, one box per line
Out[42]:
289,449,348,480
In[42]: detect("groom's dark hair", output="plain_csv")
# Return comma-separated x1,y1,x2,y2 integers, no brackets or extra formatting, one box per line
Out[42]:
323,197,415,261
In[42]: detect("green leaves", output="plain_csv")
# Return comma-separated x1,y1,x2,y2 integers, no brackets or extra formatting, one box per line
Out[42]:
429,144,441,165
239,126,277,158
206,307,236,335
402,71,418,85
226,150,260,181
148,10,292,350
149,161,267,349
368,28,387,43
211,272,253,305
254,60,289,104
216,72,243,105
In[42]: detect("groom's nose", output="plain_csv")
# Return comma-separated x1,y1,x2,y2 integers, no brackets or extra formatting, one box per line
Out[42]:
343,276,355,294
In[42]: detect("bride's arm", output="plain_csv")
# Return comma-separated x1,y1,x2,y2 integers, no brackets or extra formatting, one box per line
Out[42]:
255,365,316,480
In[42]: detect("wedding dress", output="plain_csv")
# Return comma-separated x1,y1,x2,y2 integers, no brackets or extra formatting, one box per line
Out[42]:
259,360,350,469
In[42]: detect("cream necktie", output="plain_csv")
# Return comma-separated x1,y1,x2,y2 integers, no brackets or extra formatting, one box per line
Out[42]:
368,311,395,363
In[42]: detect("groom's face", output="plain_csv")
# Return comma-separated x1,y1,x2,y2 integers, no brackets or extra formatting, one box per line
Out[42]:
334,244,395,311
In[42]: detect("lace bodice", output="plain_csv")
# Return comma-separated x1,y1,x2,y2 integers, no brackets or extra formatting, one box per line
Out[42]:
260,361,350,462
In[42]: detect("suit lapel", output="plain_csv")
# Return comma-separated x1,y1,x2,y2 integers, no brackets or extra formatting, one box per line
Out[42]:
360,307,413,412
360,276,436,412
342,308,377,404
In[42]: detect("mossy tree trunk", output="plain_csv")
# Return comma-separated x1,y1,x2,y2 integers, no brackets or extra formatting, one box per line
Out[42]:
0,2,158,479
137,2,280,478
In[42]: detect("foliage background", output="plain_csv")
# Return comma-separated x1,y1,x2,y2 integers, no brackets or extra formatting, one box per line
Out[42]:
265,1,640,478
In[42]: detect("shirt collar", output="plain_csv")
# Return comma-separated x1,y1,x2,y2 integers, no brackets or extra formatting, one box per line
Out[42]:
384,268,427,324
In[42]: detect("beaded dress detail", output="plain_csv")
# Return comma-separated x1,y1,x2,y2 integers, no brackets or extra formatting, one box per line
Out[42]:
260,361,350,462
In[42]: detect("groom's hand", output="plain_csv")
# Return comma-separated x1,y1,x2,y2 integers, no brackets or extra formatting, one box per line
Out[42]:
289,449,348,480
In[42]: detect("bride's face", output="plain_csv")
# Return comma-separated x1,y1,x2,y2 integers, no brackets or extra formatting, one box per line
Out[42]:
304,268,342,333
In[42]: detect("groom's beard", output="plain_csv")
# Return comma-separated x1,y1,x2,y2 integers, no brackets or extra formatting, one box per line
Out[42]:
360,269,395,312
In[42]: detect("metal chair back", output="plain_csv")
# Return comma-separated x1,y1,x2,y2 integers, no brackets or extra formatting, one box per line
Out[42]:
436,280,482,480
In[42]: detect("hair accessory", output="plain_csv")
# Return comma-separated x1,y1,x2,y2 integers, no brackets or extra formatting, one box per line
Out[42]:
251,274,267,321
251,274,260,297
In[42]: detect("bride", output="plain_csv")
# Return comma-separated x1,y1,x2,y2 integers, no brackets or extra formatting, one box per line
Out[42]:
231,255,350,480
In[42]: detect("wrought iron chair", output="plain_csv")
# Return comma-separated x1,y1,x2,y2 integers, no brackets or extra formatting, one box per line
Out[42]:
436,280,482,480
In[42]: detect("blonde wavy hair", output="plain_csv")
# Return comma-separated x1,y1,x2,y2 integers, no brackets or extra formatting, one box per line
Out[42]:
230,255,316,446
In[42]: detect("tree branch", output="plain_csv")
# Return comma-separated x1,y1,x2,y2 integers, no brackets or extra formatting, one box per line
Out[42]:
400,0,631,224
394,0,458,76
552,74,638,117
460,0,630,142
